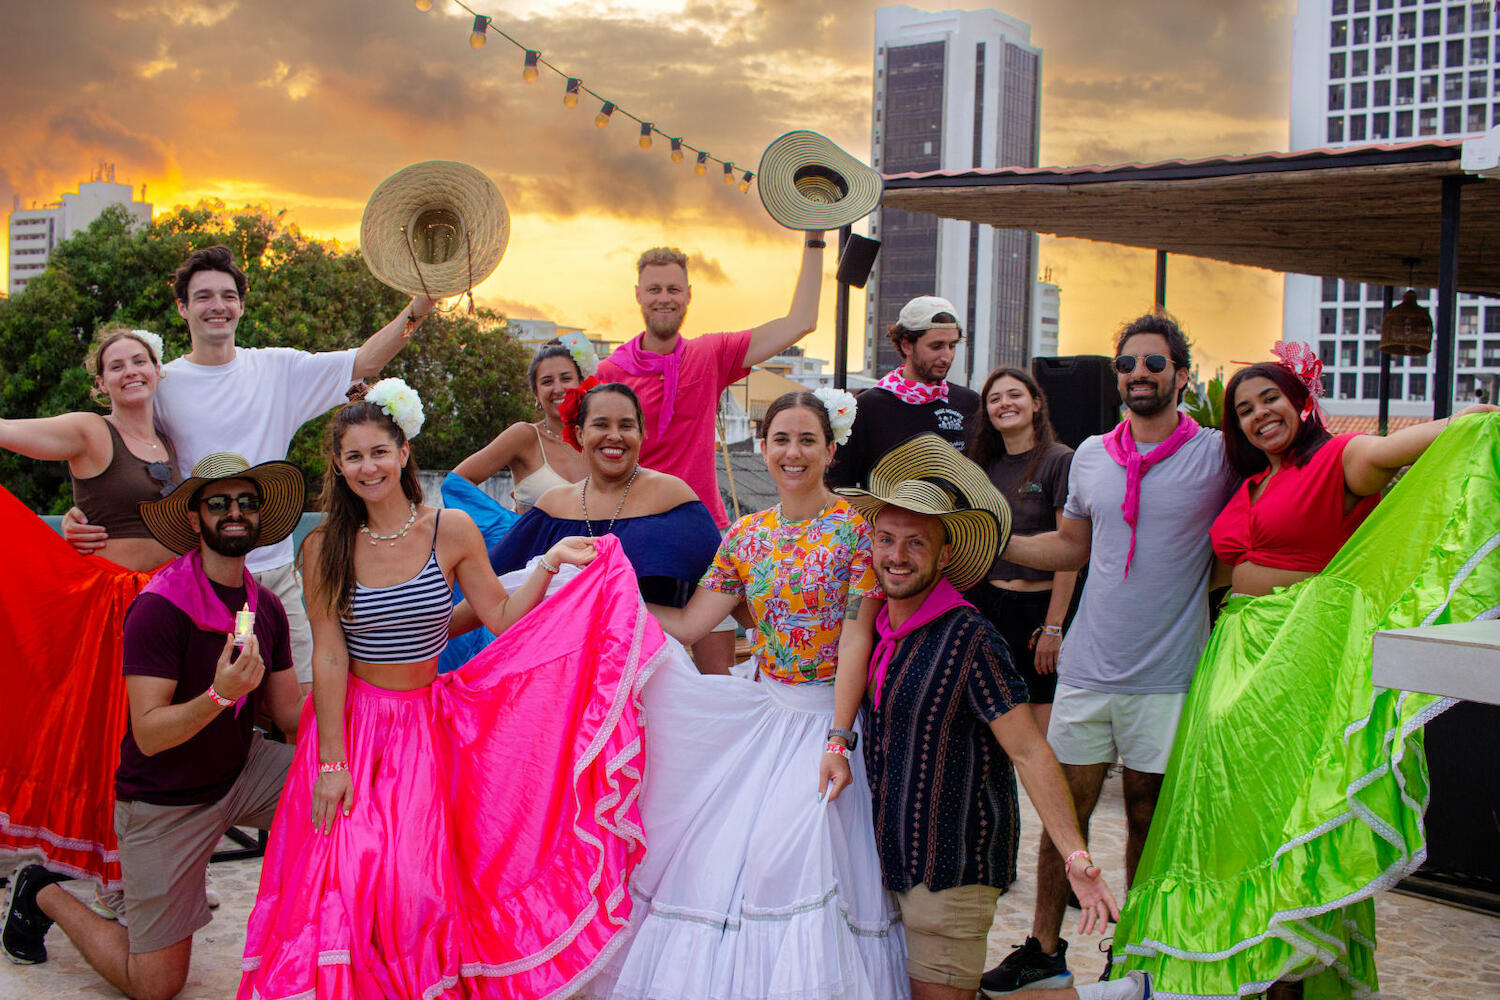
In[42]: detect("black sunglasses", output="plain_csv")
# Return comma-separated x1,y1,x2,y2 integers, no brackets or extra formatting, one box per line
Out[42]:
199,492,263,515
145,461,174,498
1114,354,1170,375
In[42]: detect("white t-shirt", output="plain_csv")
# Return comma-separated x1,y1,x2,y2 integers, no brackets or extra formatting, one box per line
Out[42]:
155,346,358,573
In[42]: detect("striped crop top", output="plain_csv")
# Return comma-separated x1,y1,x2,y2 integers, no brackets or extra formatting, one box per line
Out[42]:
341,512,454,664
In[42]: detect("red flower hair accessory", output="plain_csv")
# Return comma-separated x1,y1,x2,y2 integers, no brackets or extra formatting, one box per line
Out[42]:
557,376,600,451
1269,340,1324,421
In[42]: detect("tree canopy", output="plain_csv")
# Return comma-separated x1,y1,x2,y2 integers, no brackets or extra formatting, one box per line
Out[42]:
0,203,535,512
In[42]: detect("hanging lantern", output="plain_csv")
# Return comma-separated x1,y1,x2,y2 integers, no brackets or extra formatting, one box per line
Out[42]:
1380,289,1434,356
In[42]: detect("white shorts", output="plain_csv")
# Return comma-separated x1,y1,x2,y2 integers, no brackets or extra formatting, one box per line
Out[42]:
1046,682,1187,774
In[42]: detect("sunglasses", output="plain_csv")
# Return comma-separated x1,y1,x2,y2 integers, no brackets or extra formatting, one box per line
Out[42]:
199,492,263,515
1114,354,1170,375
145,461,174,498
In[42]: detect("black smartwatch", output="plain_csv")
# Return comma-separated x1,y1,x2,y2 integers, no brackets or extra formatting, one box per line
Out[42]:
826,727,858,751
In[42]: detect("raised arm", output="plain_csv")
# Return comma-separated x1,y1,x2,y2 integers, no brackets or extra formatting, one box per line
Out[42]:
743,233,827,367
1343,403,1500,496
351,297,437,380
1001,514,1091,573
453,422,533,485
0,412,104,466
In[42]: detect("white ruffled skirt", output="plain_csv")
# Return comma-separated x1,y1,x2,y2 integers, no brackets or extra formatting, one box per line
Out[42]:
588,646,908,1000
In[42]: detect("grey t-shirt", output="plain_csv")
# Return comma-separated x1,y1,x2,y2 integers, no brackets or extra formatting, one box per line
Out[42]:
1058,427,1238,694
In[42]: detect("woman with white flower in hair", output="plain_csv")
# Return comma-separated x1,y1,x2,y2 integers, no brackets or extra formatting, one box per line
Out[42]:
242,378,662,999
0,324,179,896
591,388,910,1000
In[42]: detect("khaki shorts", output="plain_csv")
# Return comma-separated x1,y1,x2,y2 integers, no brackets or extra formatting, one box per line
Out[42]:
1047,682,1187,774
894,882,1002,989
254,560,313,684
113,734,294,954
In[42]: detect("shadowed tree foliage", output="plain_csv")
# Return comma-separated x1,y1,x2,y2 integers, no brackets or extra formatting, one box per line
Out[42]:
0,203,534,512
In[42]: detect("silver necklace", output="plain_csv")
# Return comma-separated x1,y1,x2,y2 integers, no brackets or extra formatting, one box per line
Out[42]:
581,466,640,538
537,420,564,442
361,501,418,546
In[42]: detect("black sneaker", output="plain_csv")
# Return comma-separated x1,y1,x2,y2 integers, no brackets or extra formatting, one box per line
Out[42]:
2,865,69,965
980,937,1073,994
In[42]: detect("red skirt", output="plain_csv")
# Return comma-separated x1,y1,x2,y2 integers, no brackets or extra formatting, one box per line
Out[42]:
0,485,154,890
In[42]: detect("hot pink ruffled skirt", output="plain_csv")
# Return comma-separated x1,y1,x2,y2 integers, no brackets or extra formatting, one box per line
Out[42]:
240,539,663,1000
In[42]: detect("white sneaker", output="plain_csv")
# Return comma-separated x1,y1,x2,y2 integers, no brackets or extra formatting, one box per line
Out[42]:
204,868,220,910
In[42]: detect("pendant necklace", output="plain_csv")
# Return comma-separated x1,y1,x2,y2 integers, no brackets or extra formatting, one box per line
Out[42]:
581,465,640,538
361,501,418,546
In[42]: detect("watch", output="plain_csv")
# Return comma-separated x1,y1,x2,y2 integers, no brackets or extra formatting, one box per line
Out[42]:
826,727,858,752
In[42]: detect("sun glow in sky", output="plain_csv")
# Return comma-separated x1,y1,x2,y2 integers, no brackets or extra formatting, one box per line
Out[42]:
2,0,1298,378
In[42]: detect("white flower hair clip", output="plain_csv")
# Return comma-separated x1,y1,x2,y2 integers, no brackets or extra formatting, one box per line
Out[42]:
556,329,598,377
132,330,165,365
366,377,425,440
812,386,858,446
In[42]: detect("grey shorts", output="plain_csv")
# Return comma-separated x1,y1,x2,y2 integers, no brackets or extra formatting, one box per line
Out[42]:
113,734,293,954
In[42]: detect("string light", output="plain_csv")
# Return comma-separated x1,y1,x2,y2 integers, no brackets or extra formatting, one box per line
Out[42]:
739,170,753,193
523,50,540,82
670,138,684,164
722,161,735,185
595,101,615,128
564,78,581,108
639,123,653,150
469,14,490,48
414,0,431,11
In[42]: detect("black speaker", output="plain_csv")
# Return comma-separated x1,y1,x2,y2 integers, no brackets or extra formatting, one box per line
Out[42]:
836,234,880,289
1031,355,1121,449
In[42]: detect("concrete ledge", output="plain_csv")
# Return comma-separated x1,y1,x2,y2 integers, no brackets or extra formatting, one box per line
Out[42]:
1372,621,1500,705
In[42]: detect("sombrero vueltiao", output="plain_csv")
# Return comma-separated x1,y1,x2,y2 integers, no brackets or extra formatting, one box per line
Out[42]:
837,433,1012,591
757,130,884,232
139,452,305,556
361,161,510,299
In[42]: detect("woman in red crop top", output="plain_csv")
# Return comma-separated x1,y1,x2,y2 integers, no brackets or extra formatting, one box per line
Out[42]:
1114,341,1499,999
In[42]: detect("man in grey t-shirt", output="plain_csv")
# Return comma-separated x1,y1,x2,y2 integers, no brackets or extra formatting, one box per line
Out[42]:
982,313,1237,994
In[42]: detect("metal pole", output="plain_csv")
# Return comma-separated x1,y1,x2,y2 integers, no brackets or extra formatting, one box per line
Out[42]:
1378,285,1394,436
1154,250,1167,311
1433,176,1463,419
833,225,851,391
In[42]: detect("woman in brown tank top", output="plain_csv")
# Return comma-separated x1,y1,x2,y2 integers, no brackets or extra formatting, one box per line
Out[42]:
0,325,178,571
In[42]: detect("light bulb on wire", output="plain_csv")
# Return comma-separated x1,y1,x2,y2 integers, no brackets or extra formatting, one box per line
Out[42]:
723,161,735,185
523,50,540,82
563,78,581,108
739,171,753,193
639,123,654,150
469,15,490,48
595,101,615,128
695,151,709,176
670,138,684,163
414,0,431,11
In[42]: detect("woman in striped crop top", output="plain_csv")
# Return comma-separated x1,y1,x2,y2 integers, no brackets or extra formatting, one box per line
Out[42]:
241,383,616,999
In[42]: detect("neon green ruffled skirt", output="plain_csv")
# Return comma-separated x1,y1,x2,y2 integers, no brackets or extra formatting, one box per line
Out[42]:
1114,414,1500,999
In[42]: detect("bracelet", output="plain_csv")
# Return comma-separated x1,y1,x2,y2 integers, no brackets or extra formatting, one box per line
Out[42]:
823,741,851,760
1064,849,1093,875
538,554,560,574
319,761,349,774
1042,624,1063,637
805,239,826,249
826,727,858,752
206,685,233,708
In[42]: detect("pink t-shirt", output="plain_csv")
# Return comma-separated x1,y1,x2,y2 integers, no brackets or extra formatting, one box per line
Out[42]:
598,329,752,528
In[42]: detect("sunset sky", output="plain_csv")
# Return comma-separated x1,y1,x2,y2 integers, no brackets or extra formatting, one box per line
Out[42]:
1,0,1297,376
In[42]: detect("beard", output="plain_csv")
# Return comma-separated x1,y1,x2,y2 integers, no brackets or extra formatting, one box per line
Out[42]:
909,355,949,384
1123,379,1176,416
875,560,944,600
201,516,261,557
642,306,686,339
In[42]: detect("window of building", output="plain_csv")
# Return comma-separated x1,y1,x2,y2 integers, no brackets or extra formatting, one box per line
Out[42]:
1470,105,1489,130
1345,279,1364,300
1330,83,1346,110
1322,308,1338,334
1376,47,1393,73
1397,76,1416,103
1460,306,1479,335
1339,372,1358,399
1486,306,1500,333
1472,36,1489,64
1353,49,1370,75
1345,307,1363,332
1354,17,1372,43
1422,8,1441,34
1331,52,1347,78
1334,0,1349,11
1362,373,1380,398
1473,71,1491,99
1482,342,1500,366
1422,74,1439,100
1399,10,1417,35
1494,104,1500,128
1377,13,1394,38
1446,72,1464,99
1363,340,1382,366
1352,81,1369,107
1321,277,1341,301
1375,78,1393,104
1473,1,1492,29
1422,40,1441,68
1329,116,1346,142
1420,108,1439,133
1372,111,1391,136
1448,4,1466,32
1458,340,1478,365
1341,341,1360,367
1457,374,1478,401
1333,19,1350,45
1409,373,1428,400
1396,44,1416,72
1320,340,1338,366
1366,299,1386,323
1350,114,1369,139
1446,39,1464,66
1444,105,1463,131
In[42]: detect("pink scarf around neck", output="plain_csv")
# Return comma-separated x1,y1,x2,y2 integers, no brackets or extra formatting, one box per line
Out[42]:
869,577,973,709
608,334,686,440
1101,412,1199,579
140,547,259,714
876,368,949,405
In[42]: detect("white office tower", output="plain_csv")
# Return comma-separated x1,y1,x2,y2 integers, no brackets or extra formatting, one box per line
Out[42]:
8,166,153,297
868,5,1042,387
1286,0,1500,414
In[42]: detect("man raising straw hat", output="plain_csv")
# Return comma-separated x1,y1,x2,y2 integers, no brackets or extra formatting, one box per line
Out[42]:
828,433,1152,1000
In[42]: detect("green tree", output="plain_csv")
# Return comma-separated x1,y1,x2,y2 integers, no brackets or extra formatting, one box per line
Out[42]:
0,203,534,512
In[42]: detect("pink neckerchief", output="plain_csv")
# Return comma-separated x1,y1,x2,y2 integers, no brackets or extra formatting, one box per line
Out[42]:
1101,412,1200,580
139,547,258,715
869,577,973,709
876,369,949,405
607,333,687,439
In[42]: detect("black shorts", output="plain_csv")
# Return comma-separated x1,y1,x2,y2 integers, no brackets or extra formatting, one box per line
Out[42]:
965,585,1074,705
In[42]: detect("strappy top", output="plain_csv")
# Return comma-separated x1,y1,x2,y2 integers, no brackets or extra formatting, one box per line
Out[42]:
71,421,178,539
341,512,454,663
511,425,572,510
1210,433,1379,572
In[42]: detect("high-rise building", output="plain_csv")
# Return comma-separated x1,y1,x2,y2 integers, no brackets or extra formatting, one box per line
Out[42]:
1031,276,1061,359
1285,0,1499,414
7,166,152,297
867,5,1041,386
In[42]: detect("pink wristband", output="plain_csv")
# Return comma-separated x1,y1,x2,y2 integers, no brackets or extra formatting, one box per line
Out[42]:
823,741,851,759
319,761,349,774
206,685,233,708
1065,849,1093,875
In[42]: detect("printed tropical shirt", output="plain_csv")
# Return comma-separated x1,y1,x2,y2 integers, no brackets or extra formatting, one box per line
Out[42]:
700,498,882,684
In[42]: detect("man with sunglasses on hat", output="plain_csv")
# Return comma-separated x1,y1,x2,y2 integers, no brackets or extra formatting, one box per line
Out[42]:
826,296,981,491
836,434,1150,1000
60,245,436,696
3,453,306,998
986,313,1237,995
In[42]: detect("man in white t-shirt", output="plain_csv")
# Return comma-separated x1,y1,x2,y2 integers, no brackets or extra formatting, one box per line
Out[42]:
65,245,434,693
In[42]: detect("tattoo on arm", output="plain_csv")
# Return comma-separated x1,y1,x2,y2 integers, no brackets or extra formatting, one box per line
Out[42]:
845,596,863,621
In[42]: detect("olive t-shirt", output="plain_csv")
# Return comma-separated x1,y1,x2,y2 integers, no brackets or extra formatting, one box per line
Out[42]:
984,442,1074,583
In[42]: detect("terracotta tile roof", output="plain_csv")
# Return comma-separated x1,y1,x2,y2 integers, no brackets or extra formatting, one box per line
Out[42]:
1322,414,1426,435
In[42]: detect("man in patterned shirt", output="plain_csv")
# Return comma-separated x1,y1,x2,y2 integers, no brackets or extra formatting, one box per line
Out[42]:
840,435,1150,1000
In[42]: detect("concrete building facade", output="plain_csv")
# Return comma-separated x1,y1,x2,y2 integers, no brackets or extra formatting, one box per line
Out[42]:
8,169,152,297
867,5,1042,388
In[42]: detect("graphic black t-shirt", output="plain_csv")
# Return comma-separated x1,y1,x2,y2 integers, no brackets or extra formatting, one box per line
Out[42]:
826,384,981,489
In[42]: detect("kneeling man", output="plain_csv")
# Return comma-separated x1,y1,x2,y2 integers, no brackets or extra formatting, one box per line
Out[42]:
2,453,306,1000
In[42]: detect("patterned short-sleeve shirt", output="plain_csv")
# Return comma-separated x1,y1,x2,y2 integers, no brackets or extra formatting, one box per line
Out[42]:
700,499,883,684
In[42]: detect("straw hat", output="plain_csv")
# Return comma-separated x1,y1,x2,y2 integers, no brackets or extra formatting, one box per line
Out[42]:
837,433,1012,591
757,131,884,232
139,453,305,556
360,161,510,298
